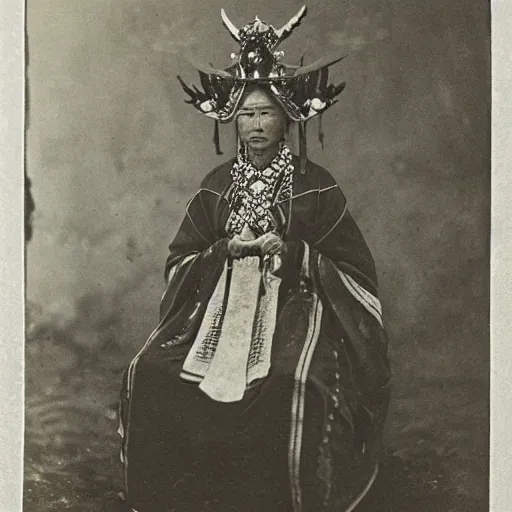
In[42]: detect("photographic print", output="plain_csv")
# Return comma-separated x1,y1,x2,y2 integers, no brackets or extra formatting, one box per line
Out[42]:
23,1,490,511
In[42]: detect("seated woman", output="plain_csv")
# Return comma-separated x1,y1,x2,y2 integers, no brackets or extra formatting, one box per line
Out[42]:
118,7,391,512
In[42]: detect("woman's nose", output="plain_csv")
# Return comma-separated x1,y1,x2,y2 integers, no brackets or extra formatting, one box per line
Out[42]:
253,113,262,129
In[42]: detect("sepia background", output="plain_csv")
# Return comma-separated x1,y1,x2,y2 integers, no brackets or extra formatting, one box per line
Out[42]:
24,0,490,510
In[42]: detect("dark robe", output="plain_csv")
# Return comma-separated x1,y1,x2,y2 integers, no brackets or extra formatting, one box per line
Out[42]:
119,156,391,512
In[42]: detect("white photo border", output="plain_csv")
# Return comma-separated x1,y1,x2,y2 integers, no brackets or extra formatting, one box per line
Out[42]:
0,0,507,510
0,0,25,510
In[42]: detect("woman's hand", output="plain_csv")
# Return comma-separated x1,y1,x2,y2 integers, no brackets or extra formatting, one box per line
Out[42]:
258,232,285,259
227,235,260,259
227,231,285,261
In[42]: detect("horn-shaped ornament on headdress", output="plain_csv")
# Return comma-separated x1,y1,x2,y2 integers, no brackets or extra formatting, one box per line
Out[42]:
275,5,307,42
220,9,240,42
178,6,347,166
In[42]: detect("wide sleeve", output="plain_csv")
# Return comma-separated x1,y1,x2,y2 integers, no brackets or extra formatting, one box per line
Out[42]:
306,184,378,295
165,189,228,277
160,188,229,322
302,178,390,393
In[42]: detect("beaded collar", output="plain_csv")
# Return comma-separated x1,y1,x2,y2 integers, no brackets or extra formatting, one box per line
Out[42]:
226,143,294,236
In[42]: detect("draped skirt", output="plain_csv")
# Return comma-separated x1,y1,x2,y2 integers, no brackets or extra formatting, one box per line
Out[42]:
119,288,390,512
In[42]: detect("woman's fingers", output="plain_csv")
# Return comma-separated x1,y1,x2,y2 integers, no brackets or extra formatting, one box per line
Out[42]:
228,232,284,259
228,236,260,258
262,241,281,256
260,234,284,257
228,236,245,258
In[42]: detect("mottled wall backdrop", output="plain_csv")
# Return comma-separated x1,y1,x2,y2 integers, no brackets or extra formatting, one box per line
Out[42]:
25,0,490,508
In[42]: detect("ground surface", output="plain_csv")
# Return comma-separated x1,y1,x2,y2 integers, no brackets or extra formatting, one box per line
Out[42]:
24,330,488,512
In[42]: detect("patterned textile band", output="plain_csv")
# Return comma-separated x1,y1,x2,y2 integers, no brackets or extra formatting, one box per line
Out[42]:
180,256,282,402
226,142,294,236
289,291,323,511
288,243,321,512
337,270,383,327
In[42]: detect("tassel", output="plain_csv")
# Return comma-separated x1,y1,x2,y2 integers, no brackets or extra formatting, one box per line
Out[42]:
299,121,308,175
214,119,223,155
318,113,324,150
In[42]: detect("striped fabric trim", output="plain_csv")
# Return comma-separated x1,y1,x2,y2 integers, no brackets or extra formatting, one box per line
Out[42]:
178,369,203,383
318,184,338,194
345,462,379,512
302,241,310,279
165,253,198,288
289,293,323,512
337,270,383,327
198,187,225,198
117,418,125,464
278,184,338,203
187,187,229,201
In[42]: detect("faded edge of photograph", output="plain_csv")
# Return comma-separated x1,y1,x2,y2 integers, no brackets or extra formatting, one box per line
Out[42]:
0,0,505,511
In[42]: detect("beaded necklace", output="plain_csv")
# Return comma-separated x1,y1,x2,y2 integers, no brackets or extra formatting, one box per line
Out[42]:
226,143,294,236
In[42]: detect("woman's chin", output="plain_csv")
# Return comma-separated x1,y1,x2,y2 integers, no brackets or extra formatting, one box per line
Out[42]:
247,140,279,153
248,142,269,151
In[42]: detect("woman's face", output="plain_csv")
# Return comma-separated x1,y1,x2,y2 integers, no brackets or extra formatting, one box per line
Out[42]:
236,88,288,153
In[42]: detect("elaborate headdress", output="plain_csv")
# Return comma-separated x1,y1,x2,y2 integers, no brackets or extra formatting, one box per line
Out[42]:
177,6,346,167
